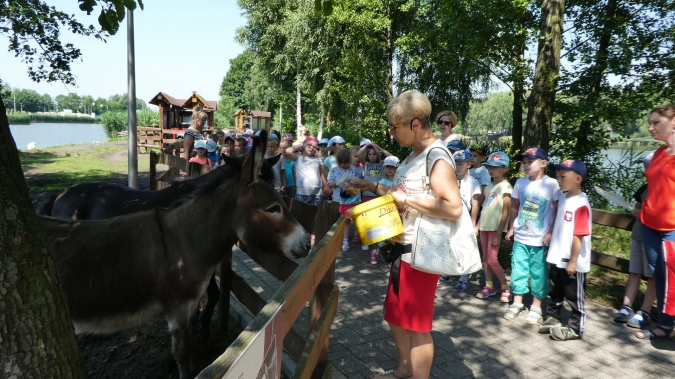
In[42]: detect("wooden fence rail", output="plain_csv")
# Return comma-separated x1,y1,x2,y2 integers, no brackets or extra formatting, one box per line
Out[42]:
590,209,636,274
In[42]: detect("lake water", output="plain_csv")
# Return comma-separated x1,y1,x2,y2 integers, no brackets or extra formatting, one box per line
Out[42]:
9,123,108,150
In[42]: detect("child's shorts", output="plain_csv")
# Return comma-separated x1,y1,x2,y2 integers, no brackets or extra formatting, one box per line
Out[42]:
511,241,548,298
339,204,357,217
629,238,653,278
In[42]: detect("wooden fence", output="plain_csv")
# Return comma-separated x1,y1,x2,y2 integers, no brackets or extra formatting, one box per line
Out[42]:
590,209,635,274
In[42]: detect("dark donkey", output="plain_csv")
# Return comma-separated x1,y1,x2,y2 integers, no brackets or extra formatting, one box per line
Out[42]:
38,152,279,220
38,150,282,339
40,132,310,378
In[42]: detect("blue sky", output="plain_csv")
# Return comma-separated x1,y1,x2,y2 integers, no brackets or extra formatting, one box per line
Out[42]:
1,0,246,105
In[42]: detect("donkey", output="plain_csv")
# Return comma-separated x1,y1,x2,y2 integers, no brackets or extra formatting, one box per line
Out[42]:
37,152,282,339
40,132,310,378
37,154,280,220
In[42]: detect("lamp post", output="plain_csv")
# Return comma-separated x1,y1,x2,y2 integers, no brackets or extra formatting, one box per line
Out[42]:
100,104,109,112
92,102,95,115
279,74,287,131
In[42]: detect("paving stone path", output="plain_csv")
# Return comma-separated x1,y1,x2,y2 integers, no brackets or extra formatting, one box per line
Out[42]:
232,241,675,379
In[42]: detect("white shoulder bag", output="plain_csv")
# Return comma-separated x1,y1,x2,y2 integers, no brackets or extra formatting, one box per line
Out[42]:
410,148,483,276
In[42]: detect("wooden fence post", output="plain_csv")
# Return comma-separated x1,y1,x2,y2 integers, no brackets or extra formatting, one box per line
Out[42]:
149,151,157,190
218,251,233,333
307,201,340,379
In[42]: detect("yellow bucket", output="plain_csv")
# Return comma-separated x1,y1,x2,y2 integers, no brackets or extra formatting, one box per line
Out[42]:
347,194,403,246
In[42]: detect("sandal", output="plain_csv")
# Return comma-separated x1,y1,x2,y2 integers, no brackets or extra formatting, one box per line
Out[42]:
635,325,675,340
371,369,412,379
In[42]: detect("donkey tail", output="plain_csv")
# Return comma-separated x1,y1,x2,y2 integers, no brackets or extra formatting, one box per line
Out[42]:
37,193,58,216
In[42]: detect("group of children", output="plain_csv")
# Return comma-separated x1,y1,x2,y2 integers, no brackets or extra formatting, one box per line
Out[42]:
438,142,592,341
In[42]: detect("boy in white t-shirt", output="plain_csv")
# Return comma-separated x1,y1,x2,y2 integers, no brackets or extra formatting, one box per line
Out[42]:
439,150,481,285
504,147,561,324
539,159,592,341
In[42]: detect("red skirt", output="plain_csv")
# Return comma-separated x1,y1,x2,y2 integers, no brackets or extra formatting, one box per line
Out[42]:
383,260,440,332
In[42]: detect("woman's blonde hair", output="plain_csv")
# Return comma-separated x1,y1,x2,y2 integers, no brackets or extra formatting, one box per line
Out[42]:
435,110,458,127
386,90,432,129
193,111,208,122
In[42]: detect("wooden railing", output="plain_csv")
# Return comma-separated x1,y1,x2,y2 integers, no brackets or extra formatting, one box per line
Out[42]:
148,151,208,190
590,209,635,274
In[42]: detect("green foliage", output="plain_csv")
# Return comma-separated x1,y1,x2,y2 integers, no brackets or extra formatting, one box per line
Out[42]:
100,111,128,137
136,109,159,126
7,113,30,124
29,114,99,123
2,0,142,84
458,92,518,136
100,110,158,137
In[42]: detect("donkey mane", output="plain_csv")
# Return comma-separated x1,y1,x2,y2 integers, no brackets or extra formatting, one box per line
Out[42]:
168,163,237,209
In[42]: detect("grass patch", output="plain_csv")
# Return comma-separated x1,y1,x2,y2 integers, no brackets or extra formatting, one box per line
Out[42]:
20,142,149,193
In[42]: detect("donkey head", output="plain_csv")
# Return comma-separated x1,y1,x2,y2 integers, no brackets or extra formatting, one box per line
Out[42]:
234,130,310,259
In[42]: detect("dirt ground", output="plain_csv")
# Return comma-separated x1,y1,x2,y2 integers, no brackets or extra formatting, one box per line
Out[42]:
24,141,240,378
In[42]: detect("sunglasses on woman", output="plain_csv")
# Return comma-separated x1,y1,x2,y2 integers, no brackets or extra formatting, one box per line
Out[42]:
437,120,453,126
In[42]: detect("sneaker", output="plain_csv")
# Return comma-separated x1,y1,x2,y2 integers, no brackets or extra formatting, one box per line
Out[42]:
352,234,361,243
526,307,543,325
476,286,497,299
613,305,634,323
538,316,561,334
341,241,349,252
627,310,651,329
370,250,378,264
500,289,511,303
504,303,524,320
361,245,369,251
550,326,581,341
454,280,469,291
438,275,451,284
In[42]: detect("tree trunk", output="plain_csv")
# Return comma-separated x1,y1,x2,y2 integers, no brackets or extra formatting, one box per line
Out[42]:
317,109,325,140
574,0,617,152
296,75,302,137
524,0,565,150
0,98,87,377
511,18,526,153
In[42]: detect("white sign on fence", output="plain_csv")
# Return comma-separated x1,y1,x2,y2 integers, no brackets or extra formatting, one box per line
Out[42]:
222,302,285,379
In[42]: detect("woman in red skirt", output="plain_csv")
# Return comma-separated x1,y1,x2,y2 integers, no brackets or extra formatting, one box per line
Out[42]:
365,90,463,379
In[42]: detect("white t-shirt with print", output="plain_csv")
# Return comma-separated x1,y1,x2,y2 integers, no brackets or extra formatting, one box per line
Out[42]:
391,140,455,263
458,175,481,213
547,192,592,272
511,175,562,246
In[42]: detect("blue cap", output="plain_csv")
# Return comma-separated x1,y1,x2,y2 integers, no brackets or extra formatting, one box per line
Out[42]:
517,147,548,161
446,139,466,152
360,138,372,147
328,136,345,146
319,138,330,146
552,159,587,179
453,150,471,162
483,151,510,167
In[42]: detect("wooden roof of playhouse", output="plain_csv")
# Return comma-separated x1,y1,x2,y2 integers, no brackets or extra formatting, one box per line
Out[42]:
233,109,272,132
149,91,218,111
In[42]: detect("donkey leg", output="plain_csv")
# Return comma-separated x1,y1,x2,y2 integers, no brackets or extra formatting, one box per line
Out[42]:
168,301,200,379
197,273,220,340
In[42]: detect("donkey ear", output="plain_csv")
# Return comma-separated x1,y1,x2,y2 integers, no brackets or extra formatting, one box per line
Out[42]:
240,130,268,184
221,154,240,170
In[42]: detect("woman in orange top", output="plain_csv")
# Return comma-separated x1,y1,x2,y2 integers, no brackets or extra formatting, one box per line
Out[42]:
637,104,675,340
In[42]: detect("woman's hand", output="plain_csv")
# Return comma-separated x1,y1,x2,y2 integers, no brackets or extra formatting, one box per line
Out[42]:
347,178,372,191
389,186,406,205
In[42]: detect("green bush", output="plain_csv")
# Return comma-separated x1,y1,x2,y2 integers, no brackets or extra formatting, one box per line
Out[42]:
30,114,100,123
7,113,30,124
101,110,159,137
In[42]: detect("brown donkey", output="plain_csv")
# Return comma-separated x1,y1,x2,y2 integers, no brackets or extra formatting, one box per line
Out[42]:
40,132,310,378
